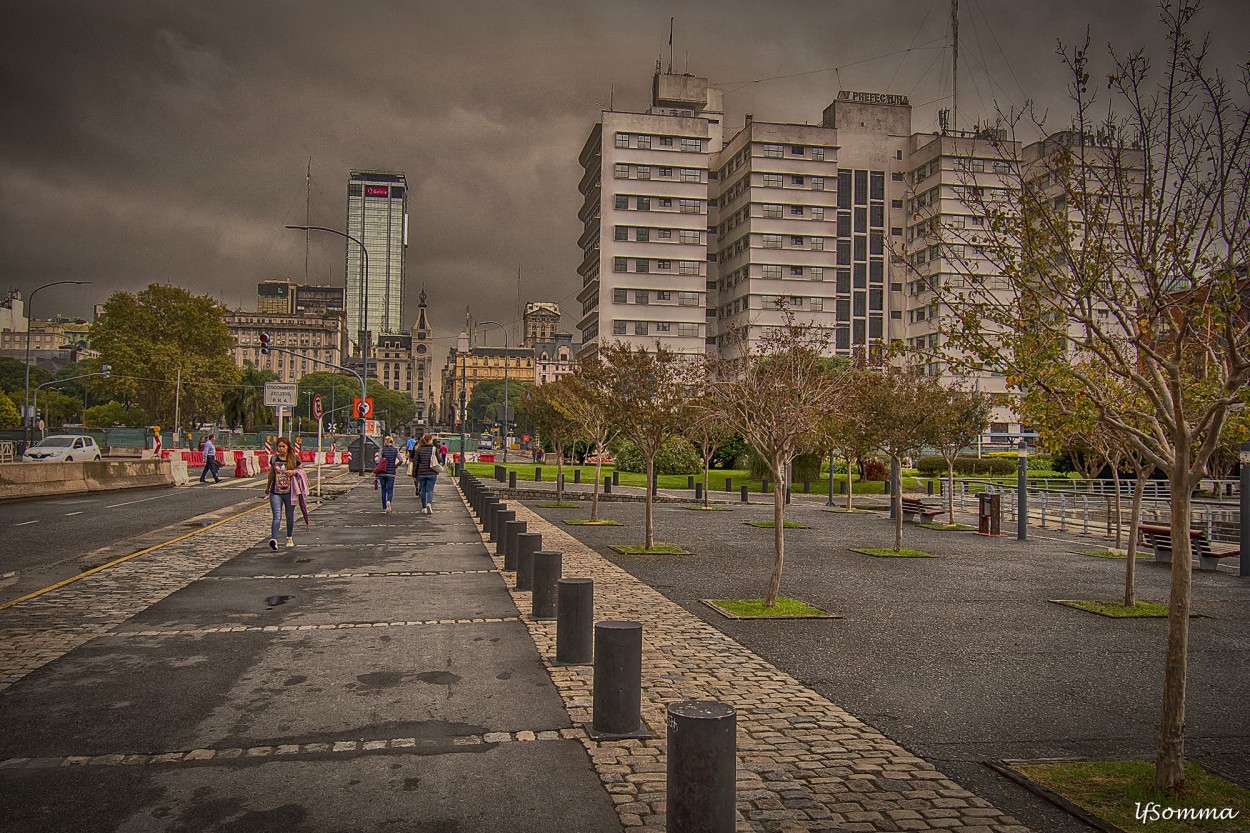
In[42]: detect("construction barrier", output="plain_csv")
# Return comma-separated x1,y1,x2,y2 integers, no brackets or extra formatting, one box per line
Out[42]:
170,459,189,485
0,459,176,500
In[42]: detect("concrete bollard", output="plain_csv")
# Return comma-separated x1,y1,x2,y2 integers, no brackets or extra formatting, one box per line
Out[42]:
802,481,810,494
531,551,562,620
740,485,748,503
666,701,737,833
725,477,732,492
515,533,542,590
558,475,565,492
604,476,612,495
555,578,594,665
927,480,934,496
694,482,703,501
487,501,506,541
838,479,846,494
612,471,619,486
592,621,644,737
688,475,695,489
494,510,516,555
535,467,542,482
482,498,499,531
495,464,506,483
574,469,581,484
509,471,517,489
503,519,526,571
762,478,770,493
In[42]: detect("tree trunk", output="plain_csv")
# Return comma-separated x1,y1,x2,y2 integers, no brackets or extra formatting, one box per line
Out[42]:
1124,472,1146,607
703,454,711,508
1155,455,1195,794
644,454,655,550
765,458,786,607
845,454,855,511
1112,461,1123,549
591,449,603,521
947,459,956,525
893,454,904,552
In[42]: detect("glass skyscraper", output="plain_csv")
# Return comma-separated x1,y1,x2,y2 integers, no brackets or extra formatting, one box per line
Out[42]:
346,170,407,351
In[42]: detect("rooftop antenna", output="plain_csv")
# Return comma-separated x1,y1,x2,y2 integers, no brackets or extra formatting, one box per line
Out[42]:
609,85,614,111
304,157,312,282
516,265,522,341
668,17,674,73
951,0,959,131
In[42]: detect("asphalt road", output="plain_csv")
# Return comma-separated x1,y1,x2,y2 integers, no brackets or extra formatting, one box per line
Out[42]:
0,472,271,606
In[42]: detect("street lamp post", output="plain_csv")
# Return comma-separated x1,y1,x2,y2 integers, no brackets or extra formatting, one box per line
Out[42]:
22,280,91,452
285,225,369,475
1017,438,1030,542
457,331,469,475
477,320,510,464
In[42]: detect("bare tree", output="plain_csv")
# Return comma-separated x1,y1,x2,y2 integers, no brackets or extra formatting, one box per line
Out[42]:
710,319,846,606
819,364,885,512
599,342,694,549
684,394,734,509
930,385,993,524
518,378,579,505
921,3,1250,791
555,358,619,521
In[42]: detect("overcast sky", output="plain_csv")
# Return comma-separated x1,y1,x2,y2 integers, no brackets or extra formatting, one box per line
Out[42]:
3,0,1247,362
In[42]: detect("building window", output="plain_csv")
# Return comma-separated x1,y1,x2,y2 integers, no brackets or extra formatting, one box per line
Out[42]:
678,323,699,337
657,291,672,301
679,199,700,214
614,163,629,179
635,260,649,274
678,291,699,305
613,320,627,335
657,259,672,270
763,234,782,249
791,175,804,186
659,136,673,147
763,174,782,188
790,205,804,216
812,176,825,191
638,135,652,149
615,195,628,210
680,168,700,182
762,264,782,279
790,235,804,246
811,267,824,281
659,198,673,208
635,289,649,303
679,261,700,275
811,207,825,221
813,147,825,161
680,138,700,152
658,228,672,238
635,322,649,335
763,144,783,158
636,227,650,242
811,237,825,251
790,266,803,276
811,298,824,311
659,166,673,177
613,289,627,303
614,226,628,241
679,230,700,244
762,204,783,218
615,133,629,148
613,257,627,272
655,322,671,332
637,196,650,211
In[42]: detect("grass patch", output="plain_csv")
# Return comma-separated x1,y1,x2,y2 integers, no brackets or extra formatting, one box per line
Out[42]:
1078,549,1152,559
1010,759,1250,833
702,597,835,619
538,502,582,509
745,520,810,529
919,522,975,531
683,504,733,511
853,547,934,558
610,544,688,555
1051,599,1170,618
821,507,873,514
564,518,621,526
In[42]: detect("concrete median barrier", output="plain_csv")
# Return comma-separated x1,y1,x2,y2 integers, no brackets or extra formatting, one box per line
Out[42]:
0,459,176,500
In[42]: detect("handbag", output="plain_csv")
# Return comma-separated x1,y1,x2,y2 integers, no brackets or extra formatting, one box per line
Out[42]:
432,461,445,474
373,457,388,475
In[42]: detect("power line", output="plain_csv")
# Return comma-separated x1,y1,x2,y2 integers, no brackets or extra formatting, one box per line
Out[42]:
717,37,948,95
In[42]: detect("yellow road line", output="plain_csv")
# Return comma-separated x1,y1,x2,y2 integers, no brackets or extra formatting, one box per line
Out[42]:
0,471,359,613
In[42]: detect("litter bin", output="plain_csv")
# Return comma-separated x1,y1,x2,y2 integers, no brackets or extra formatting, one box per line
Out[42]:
348,436,381,474
977,492,1002,535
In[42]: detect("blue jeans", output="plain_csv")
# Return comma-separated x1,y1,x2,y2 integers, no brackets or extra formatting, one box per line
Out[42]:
379,474,395,508
418,474,437,508
200,455,219,482
269,492,294,539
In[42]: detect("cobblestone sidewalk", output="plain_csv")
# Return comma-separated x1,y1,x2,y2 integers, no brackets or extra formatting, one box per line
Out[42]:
491,493,1029,833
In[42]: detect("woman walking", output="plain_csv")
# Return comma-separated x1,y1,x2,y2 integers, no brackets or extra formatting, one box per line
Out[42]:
265,437,303,550
412,433,440,514
377,435,400,513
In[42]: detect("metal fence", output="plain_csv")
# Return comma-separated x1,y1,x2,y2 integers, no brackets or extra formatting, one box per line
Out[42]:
944,478,1241,544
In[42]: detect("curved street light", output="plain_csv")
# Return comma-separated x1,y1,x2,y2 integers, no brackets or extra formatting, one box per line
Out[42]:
476,320,511,464
286,225,370,474
23,280,91,451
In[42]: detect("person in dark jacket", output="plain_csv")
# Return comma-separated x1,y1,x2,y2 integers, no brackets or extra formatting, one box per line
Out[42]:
377,435,400,513
412,433,439,514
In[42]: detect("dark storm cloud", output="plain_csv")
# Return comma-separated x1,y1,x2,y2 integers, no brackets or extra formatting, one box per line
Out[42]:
2,0,1247,359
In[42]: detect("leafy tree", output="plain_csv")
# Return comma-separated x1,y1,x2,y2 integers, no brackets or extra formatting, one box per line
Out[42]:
467,378,532,429
818,365,885,512
518,378,580,505
85,400,150,429
711,434,747,469
600,342,694,550
297,372,360,429
0,390,20,429
90,284,240,430
860,366,945,552
366,379,417,429
0,357,51,397
710,320,845,606
927,4,1250,790
684,395,735,508
930,385,993,524
223,362,277,432
549,361,620,520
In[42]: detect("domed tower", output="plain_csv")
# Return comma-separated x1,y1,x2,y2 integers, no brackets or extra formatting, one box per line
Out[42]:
413,287,434,426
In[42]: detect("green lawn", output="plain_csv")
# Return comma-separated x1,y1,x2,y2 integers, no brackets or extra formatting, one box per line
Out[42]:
746,520,810,529
704,597,833,618
1079,549,1151,559
853,547,935,558
610,543,688,554
1052,600,1170,618
537,502,582,509
919,522,975,531
1012,760,1250,833
564,518,621,526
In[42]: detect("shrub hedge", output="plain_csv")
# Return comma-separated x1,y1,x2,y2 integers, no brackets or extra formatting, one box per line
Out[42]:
917,455,1017,476
614,438,702,474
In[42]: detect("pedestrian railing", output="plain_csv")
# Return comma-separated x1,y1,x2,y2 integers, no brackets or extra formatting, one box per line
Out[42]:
0,440,14,463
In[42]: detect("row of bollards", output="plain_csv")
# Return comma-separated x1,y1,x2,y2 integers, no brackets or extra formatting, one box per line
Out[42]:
458,471,737,832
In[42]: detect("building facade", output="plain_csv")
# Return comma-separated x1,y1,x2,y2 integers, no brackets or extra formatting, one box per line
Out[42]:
412,289,435,425
346,170,407,351
439,345,536,428
522,302,561,347
225,311,347,384
258,280,346,317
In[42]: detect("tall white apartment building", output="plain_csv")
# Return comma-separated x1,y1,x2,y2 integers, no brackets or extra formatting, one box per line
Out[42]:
576,73,724,357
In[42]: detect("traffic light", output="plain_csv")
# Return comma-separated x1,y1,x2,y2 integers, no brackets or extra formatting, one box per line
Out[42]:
259,332,271,355
101,364,111,379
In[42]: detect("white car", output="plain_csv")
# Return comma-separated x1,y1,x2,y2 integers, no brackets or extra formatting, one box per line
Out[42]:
22,435,102,462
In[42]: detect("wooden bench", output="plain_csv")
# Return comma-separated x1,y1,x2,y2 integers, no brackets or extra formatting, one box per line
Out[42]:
900,496,944,524
1138,523,1241,571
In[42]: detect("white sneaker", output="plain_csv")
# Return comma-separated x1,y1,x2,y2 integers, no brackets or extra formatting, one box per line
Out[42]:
426,506,434,515
286,537,294,548
269,538,278,551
